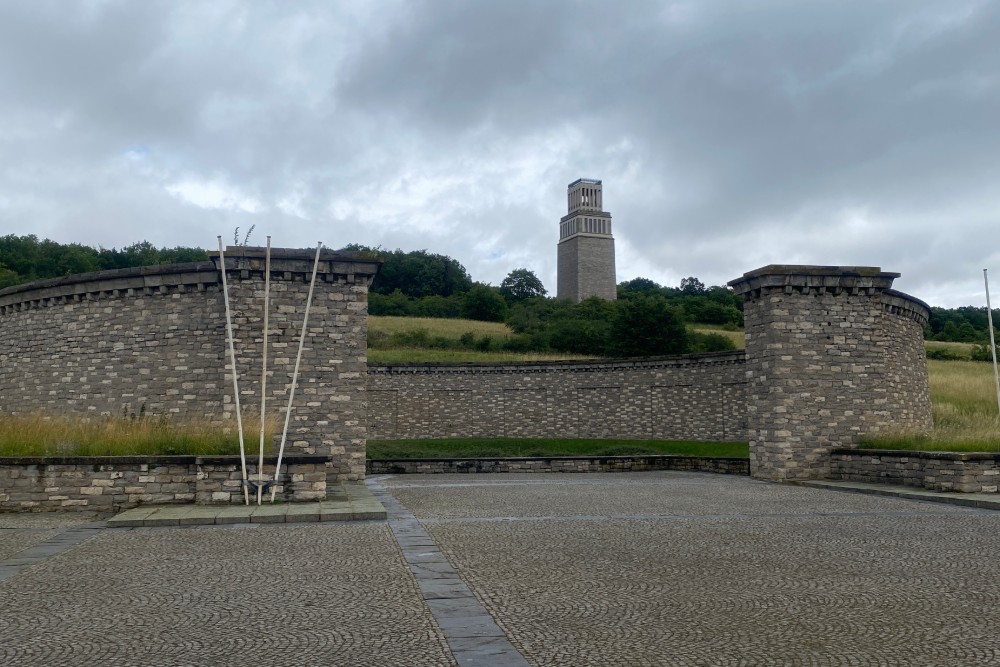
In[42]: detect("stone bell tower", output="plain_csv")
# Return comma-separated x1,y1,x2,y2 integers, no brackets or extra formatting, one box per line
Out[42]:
557,178,617,302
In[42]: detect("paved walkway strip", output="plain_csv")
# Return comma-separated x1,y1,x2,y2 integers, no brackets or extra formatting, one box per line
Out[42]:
0,521,105,582
368,479,531,667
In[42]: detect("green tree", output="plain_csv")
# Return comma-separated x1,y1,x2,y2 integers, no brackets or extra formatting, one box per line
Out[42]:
499,268,547,302
679,276,706,295
343,245,473,298
462,284,508,322
611,296,688,357
617,277,664,299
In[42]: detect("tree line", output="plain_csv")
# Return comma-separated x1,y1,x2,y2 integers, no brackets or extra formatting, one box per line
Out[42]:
4,234,995,352
0,234,208,289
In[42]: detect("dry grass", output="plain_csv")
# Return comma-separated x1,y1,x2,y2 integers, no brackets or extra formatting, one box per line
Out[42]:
925,359,1000,448
862,359,1000,451
370,316,513,340
0,412,280,457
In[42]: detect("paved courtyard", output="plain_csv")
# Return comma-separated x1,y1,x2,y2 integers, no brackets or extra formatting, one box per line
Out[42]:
2,472,1000,666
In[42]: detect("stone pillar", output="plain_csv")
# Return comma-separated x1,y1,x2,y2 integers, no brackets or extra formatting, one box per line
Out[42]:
729,265,932,482
212,247,381,483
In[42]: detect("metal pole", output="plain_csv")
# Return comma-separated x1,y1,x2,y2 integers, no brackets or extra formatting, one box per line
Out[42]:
218,237,250,505
984,269,1000,419
271,242,323,503
257,237,272,505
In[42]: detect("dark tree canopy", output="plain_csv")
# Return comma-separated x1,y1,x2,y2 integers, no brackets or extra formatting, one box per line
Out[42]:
611,295,688,357
499,268,547,302
461,284,508,322
0,234,208,288
341,245,473,298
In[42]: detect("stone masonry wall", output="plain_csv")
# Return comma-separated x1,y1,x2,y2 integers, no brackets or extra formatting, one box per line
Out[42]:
0,456,327,512
557,235,617,303
367,455,749,476
0,248,379,483
367,352,747,441
831,449,1000,493
730,266,932,482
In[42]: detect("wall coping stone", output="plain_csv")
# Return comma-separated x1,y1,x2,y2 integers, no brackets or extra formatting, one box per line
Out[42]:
369,350,747,375
727,265,930,327
367,455,750,475
728,264,900,290
0,248,381,310
834,448,1000,462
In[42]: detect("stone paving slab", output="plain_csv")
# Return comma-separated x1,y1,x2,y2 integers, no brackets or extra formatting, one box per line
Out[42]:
105,484,386,527
798,479,1000,510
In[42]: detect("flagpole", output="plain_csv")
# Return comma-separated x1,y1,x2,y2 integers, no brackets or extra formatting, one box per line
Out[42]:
984,269,1000,419
271,242,323,503
257,237,272,505
218,237,250,505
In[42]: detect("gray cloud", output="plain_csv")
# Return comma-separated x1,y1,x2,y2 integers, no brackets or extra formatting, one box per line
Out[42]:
1,0,997,306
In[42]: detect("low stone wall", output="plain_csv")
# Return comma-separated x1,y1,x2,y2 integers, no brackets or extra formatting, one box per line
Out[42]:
830,449,1000,493
367,456,750,476
0,455,328,512
368,352,748,442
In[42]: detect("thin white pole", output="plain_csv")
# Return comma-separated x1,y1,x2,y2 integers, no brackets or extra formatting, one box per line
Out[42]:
257,237,272,505
983,269,1000,419
271,242,323,503
218,237,250,506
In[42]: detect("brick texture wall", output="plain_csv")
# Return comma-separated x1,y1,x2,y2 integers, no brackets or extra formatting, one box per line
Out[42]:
730,266,932,482
367,352,748,441
0,248,379,483
0,456,327,511
831,449,1000,493
557,235,617,302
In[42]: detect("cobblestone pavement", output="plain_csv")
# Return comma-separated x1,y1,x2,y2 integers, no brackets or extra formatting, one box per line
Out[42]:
0,511,106,561
0,522,456,667
383,472,1000,666
3,473,1000,666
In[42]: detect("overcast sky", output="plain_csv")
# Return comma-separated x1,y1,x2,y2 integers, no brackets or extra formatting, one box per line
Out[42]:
1,1,998,307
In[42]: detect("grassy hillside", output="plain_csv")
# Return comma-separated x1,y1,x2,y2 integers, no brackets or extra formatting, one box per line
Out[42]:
367,316,589,363
371,316,512,339
368,315,740,364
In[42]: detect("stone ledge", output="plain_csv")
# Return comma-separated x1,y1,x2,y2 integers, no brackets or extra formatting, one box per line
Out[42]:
0,249,381,311
831,448,1000,493
837,448,1000,462
367,456,750,475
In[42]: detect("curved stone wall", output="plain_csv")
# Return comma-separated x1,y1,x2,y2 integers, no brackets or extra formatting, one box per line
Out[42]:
0,248,379,482
1,258,935,488
729,265,932,482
